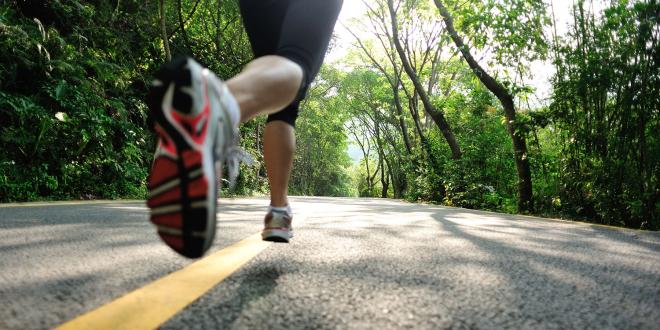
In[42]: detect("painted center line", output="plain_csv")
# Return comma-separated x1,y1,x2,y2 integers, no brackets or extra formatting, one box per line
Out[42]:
56,233,271,330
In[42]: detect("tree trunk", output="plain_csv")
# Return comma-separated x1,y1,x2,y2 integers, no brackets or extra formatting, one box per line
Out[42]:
435,0,533,212
392,78,413,154
177,0,193,52
408,96,426,146
159,0,171,61
387,164,400,199
393,170,405,199
373,122,391,198
387,0,462,160
380,154,389,198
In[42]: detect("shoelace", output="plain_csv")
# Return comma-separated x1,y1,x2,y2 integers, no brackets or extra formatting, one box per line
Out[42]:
206,72,255,190
214,119,255,189
221,145,254,189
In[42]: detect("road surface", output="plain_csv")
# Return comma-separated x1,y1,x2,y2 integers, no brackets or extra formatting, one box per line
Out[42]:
0,197,659,329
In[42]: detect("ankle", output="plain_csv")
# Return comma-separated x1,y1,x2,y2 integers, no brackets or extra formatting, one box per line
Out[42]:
269,198,289,208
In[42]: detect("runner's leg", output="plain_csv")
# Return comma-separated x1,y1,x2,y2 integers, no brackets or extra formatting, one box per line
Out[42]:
226,55,302,122
146,0,343,254
234,0,343,211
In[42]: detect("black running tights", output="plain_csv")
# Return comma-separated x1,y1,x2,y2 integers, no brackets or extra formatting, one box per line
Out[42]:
239,0,343,126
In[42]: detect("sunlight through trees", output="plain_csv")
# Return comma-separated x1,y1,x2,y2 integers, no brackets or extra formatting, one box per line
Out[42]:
0,0,657,229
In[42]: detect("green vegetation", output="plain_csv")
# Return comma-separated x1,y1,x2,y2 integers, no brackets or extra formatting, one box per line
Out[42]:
550,0,659,228
0,1,158,200
0,0,657,229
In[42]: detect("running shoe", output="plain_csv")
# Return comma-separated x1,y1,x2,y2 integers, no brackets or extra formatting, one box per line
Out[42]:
145,56,242,258
261,206,294,243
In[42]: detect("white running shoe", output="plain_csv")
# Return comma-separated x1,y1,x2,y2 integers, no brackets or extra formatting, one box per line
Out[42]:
262,206,294,243
145,56,246,258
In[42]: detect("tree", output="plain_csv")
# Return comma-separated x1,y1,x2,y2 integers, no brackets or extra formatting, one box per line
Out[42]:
289,67,355,197
550,0,659,228
386,0,462,160
433,0,547,212
341,68,400,197
159,0,171,60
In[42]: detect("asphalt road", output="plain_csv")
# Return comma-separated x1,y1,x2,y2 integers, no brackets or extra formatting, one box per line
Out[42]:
1,197,659,329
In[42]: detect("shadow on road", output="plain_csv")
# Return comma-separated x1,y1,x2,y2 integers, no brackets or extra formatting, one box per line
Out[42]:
2,197,659,329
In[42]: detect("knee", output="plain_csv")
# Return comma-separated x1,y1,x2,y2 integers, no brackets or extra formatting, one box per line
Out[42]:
275,56,304,92
251,55,303,100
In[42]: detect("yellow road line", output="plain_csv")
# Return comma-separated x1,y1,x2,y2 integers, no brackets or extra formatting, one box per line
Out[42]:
0,200,144,208
56,233,271,330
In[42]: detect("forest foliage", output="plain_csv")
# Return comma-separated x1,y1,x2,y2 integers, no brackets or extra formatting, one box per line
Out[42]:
0,0,657,229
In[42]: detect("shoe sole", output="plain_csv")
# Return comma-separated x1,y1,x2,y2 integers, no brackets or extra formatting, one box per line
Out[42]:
261,229,293,243
146,57,217,258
